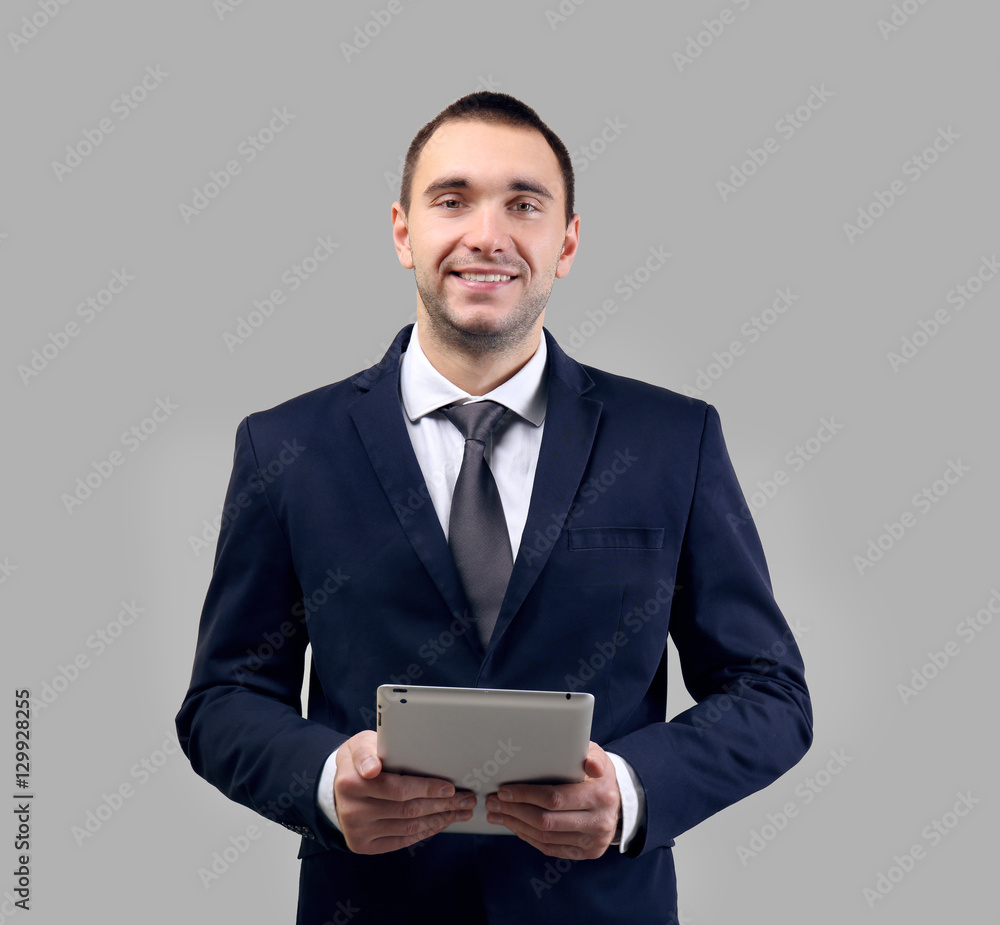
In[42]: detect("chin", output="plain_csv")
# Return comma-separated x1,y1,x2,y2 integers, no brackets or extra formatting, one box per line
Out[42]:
444,306,511,332
453,319,510,340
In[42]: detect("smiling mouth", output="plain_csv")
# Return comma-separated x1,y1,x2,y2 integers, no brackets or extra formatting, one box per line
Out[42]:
453,271,515,282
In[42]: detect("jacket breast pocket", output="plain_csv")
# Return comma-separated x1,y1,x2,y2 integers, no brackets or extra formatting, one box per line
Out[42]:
566,526,665,550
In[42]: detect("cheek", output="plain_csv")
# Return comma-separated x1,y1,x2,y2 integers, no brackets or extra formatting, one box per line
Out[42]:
418,241,458,272
412,249,444,278
539,242,568,275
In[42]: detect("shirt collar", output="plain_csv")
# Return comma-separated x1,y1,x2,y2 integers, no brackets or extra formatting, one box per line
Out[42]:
399,321,547,426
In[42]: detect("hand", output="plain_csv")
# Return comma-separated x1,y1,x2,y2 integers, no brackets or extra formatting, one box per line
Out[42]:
333,730,476,854
484,741,621,860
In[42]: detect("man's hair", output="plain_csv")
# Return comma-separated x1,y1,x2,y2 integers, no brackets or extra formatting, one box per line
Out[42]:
399,92,575,227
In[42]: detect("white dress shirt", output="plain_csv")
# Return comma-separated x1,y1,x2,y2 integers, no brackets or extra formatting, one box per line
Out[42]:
317,322,645,851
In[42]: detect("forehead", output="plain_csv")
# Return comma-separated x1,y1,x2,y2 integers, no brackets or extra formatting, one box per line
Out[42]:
415,120,563,199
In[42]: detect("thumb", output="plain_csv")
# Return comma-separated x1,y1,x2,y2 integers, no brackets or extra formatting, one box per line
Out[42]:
584,746,608,779
351,735,382,779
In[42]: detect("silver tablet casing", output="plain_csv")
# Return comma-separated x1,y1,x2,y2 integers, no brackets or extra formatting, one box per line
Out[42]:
376,684,595,835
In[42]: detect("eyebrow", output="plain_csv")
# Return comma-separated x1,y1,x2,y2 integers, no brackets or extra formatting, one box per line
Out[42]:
422,175,556,202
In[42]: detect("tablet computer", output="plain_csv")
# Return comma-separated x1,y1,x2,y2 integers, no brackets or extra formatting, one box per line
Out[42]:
376,684,595,835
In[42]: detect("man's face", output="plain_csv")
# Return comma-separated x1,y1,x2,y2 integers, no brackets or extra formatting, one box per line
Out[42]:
392,119,579,356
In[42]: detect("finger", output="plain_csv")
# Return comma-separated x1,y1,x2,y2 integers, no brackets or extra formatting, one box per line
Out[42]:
369,791,477,821
488,793,607,838
487,809,596,853
494,782,593,811
514,829,593,861
499,810,614,860
357,770,458,803
338,793,473,853
354,807,475,855
379,805,475,837
487,801,593,838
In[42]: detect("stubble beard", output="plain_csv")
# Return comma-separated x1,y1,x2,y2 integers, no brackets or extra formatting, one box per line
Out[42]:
413,261,556,359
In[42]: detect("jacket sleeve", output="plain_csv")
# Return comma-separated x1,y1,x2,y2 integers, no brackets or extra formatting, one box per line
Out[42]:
175,416,348,850
606,404,813,856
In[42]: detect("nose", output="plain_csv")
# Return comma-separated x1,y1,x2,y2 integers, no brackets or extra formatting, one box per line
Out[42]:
460,203,512,256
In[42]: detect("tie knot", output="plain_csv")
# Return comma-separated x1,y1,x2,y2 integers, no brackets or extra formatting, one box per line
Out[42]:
441,400,509,444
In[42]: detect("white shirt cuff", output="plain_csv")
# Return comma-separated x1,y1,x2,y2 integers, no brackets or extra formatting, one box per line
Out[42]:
606,751,645,853
316,746,343,833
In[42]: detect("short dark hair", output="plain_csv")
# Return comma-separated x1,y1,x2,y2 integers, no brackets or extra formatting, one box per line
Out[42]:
399,92,575,227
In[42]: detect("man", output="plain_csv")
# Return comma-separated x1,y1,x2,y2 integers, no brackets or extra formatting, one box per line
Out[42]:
176,92,812,924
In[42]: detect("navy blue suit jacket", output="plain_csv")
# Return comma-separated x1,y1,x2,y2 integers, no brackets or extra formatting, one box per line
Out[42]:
176,324,812,924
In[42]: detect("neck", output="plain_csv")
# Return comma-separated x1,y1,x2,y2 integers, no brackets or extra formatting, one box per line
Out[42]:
416,315,543,395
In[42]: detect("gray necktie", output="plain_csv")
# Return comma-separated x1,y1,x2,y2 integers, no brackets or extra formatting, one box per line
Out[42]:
441,400,513,646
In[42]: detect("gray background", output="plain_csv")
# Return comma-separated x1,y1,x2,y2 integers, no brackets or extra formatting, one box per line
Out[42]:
2,0,997,922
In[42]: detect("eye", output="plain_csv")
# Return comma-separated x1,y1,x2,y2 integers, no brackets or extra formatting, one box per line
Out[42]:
441,199,463,209
513,201,539,213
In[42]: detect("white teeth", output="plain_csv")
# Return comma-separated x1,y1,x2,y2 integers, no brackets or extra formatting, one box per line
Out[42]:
458,272,511,282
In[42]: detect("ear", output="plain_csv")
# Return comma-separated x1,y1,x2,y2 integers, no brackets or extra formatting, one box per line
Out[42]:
555,213,581,279
391,202,414,270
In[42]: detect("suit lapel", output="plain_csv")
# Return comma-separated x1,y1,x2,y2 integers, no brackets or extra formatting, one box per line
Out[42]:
486,330,603,652
348,327,471,630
